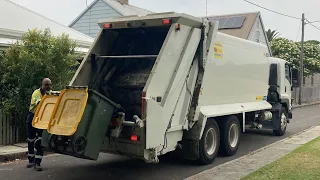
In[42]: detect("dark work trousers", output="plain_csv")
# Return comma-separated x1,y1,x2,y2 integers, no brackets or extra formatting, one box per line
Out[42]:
26,112,43,165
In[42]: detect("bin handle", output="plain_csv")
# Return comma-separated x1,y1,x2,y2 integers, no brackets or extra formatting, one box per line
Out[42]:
66,86,88,90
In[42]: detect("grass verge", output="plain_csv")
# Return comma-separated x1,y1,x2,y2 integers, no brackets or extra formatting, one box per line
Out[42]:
242,136,320,180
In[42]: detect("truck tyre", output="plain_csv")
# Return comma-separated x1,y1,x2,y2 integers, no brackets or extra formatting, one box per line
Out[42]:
219,115,240,156
273,107,287,136
199,120,220,165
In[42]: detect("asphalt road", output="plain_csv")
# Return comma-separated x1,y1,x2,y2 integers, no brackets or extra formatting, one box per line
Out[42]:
1,105,320,180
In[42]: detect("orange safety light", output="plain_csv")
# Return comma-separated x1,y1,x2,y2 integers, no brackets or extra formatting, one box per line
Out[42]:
104,23,112,29
162,18,172,25
131,135,138,141
176,24,181,31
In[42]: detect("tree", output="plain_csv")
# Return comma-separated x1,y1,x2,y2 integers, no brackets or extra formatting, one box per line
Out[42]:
0,51,5,103
266,29,280,42
305,40,320,46
1,28,81,133
270,38,320,76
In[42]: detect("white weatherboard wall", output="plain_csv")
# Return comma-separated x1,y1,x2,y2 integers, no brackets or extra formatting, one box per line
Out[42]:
70,0,121,37
248,16,268,45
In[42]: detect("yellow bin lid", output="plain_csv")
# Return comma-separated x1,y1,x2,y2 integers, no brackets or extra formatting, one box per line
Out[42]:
32,95,59,130
47,88,88,136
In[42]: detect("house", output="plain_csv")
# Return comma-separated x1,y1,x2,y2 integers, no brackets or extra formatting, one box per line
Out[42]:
207,11,272,56
69,0,153,38
0,0,94,52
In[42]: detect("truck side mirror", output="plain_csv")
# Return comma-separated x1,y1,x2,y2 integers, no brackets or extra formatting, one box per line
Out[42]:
292,68,300,87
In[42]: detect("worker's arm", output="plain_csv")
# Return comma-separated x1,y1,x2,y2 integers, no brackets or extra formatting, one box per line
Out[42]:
29,90,42,112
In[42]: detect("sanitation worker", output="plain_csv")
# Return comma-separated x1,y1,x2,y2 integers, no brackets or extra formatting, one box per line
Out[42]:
26,78,52,171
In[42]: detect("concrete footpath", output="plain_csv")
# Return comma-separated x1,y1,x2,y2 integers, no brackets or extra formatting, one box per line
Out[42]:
186,125,320,180
0,143,28,162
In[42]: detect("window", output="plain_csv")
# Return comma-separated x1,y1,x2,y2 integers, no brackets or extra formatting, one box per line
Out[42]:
285,64,292,84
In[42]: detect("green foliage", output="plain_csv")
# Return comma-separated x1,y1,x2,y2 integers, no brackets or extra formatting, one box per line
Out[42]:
270,38,320,76
0,51,5,101
305,40,320,46
266,29,280,42
1,28,80,128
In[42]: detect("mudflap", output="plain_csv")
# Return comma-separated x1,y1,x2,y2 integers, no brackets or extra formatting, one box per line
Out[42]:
271,103,282,130
180,139,200,161
288,110,292,119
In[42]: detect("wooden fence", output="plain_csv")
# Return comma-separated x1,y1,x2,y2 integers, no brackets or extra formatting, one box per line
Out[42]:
0,110,19,145
292,86,320,105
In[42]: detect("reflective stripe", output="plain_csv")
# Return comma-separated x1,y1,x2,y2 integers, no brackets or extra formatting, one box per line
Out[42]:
28,138,36,142
34,139,41,144
28,154,35,157
35,155,43,159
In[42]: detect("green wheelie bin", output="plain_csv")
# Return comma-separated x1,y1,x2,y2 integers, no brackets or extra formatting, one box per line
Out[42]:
41,88,120,160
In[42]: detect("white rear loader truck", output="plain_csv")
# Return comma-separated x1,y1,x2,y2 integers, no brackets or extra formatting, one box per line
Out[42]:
39,12,299,165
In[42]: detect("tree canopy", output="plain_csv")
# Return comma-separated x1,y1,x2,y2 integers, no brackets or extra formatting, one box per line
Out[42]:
271,38,320,76
266,29,280,42
0,28,81,128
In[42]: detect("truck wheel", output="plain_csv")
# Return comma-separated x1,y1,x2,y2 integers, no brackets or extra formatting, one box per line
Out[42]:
273,107,287,136
219,115,240,156
199,120,220,165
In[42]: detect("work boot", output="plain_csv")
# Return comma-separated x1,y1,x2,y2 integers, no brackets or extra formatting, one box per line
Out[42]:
26,162,34,168
34,164,42,171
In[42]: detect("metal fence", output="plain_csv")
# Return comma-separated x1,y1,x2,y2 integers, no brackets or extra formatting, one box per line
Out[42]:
0,110,19,145
292,86,320,105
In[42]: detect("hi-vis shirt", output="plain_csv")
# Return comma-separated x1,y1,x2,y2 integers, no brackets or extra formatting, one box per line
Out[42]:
29,89,52,113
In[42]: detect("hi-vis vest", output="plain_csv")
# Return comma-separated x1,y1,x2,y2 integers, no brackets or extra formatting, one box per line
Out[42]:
29,89,52,113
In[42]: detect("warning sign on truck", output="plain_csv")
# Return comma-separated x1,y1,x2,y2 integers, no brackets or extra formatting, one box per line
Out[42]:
214,42,223,60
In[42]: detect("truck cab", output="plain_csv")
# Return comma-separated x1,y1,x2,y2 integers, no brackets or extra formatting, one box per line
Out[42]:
268,57,299,121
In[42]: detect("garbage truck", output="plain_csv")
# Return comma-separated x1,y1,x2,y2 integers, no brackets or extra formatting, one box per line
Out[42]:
34,12,299,165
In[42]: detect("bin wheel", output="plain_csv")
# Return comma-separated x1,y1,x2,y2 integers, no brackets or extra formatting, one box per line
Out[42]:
48,135,58,151
73,136,86,155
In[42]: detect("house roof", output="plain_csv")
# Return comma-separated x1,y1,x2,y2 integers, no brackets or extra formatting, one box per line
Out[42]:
207,11,272,55
106,0,153,16
207,11,259,40
69,0,154,27
0,0,94,48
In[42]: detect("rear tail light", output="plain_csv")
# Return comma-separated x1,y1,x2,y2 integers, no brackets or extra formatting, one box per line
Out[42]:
104,23,112,29
162,18,172,25
141,91,147,119
131,135,138,141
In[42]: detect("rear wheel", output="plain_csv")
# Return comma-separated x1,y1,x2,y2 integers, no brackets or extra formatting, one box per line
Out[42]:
199,120,220,165
219,115,241,156
273,107,287,136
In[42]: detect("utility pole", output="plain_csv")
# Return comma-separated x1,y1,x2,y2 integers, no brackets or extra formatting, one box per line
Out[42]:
299,13,305,105
206,0,208,17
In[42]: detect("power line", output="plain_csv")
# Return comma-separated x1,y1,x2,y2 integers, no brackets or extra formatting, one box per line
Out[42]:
306,20,320,24
306,19,320,31
243,0,300,20
296,22,301,41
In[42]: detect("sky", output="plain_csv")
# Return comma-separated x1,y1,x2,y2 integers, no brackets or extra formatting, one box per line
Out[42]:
10,0,320,41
